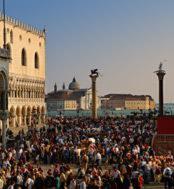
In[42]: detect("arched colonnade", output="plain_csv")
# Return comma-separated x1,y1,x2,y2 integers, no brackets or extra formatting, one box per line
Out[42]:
9,105,46,127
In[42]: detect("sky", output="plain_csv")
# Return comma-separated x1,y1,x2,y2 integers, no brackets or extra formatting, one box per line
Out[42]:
1,0,174,102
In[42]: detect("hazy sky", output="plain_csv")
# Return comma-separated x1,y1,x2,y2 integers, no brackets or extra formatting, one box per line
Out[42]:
1,0,174,102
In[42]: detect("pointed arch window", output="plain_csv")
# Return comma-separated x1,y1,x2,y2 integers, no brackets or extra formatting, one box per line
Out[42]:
21,48,27,66
10,30,13,43
34,52,39,69
6,43,12,57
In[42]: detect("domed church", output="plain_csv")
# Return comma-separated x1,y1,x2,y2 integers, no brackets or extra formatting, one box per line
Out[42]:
46,77,100,112
68,77,80,90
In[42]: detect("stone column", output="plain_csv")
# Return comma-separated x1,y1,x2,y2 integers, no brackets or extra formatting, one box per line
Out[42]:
38,113,41,125
2,118,7,148
12,116,15,127
0,90,9,148
0,110,8,148
41,113,45,124
17,114,21,127
27,113,31,126
156,67,166,116
10,113,16,127
23,114,26,126
90,71,99,119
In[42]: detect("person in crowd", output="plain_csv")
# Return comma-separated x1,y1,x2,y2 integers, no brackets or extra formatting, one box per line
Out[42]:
0,115,174,188
163,166,173,189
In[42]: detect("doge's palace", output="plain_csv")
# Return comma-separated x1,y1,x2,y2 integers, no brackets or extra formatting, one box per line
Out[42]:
0,12,46,128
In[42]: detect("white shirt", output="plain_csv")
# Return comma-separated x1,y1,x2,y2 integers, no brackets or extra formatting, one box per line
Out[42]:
17,174,23,185
69,179,77,189
25,178,34,189
96,152,101,160
7,185,14,189
79,181,86,189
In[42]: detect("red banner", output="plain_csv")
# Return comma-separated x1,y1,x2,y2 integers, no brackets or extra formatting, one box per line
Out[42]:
157,116,174,134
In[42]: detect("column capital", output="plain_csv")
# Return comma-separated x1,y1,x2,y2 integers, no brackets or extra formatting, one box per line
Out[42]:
156,70,166,80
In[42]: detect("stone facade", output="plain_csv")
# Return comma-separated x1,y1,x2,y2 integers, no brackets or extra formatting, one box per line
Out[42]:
101,94,155,110
0,13,46,127
125,96,155,110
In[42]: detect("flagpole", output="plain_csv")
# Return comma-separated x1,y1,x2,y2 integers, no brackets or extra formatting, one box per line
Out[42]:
3,0,6,49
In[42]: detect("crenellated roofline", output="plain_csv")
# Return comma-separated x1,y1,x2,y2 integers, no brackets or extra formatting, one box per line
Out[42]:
0,12,46,38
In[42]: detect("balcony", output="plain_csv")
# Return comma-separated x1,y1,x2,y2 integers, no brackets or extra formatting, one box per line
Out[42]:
0,48,10,59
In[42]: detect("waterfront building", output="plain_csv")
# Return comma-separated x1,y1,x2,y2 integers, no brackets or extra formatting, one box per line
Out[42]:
46,78,100,113
0,13,46,127
125,96,155,110
101,94,155,110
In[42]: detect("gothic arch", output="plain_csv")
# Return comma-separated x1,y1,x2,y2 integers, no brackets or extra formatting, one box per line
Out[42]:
41,106,45,114
10,30,13,43
26,106,31,126
34,52,39,69
32,106,37,113
16,106,21,127
6,43,12,57
10,106,15,116
41,106,46,123
0,70,8,90
9,106,15,127
27,106,31,115
21,48,27,66
0,70,8,110
21,106,27,126
22,106,26,116
37,106,41,114
16,106,21,116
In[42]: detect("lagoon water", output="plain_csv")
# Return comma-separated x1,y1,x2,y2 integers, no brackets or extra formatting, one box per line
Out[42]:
47,103,174,117
48,103,174,117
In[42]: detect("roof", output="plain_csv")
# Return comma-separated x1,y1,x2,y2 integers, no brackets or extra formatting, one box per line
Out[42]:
68,77,80,90
0,12,45,37
103,94,154,101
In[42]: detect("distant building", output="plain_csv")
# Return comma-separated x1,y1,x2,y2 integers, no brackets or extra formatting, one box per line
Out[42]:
46,77,100,112
101,94,155,110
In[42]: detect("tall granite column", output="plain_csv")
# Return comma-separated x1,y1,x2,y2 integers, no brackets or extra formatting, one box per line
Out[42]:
90,69,99,119
155,64,166,116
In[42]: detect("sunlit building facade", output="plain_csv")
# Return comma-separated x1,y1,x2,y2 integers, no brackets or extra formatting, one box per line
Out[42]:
101,94,155,110
0,13,46,127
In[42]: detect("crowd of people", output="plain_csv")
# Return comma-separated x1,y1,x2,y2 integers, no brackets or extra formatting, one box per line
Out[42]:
0,115,174,189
